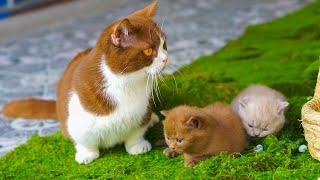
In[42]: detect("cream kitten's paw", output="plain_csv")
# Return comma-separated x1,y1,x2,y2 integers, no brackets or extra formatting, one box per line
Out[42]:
75,145,99,164
126,140,151,154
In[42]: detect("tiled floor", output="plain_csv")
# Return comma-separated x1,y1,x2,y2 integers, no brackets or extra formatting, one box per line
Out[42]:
0,0,313,156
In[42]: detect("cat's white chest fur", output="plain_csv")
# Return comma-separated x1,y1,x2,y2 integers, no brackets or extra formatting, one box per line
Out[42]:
67,59,153,164
67,88,148,148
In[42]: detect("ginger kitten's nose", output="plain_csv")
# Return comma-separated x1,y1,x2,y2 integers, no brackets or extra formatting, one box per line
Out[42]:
169,143,176,150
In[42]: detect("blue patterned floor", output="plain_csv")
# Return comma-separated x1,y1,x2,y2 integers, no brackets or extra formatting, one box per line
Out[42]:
0,0,313,156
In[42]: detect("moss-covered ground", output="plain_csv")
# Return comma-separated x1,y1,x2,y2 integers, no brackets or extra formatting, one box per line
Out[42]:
1,1,320,179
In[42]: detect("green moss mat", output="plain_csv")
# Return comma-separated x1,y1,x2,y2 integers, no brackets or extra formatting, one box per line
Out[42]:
2,1,320,179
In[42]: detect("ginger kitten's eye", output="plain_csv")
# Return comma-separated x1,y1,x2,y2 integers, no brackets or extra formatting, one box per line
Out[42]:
166,136,170,141
176,138,183,144
143,48,153,56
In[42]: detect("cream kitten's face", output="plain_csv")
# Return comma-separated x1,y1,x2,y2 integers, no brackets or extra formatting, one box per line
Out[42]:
238,99,288,138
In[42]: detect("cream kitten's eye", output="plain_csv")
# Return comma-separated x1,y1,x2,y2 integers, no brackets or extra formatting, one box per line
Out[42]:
176,138,183,144
248,124,253,128
143,48,153,56
263,128,268,131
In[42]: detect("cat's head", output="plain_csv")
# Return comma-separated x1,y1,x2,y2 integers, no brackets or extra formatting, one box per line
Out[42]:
237,97,289,138
161,106,210,154
98,0,168,76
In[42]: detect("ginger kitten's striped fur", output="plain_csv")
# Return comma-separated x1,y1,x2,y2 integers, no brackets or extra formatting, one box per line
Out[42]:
161,103,246,167
2,0,168,164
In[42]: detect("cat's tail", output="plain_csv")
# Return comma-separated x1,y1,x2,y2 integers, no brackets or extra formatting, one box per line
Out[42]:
1,98,57,120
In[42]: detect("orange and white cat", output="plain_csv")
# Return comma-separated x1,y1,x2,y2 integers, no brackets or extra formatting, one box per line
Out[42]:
1,0,168,164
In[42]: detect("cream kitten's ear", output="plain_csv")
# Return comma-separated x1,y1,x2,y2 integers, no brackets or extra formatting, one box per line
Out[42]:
238,97,248,109
129,0,158,18
278,101,289,114
111,19,132,47
187,116,202,129
160,110,168,116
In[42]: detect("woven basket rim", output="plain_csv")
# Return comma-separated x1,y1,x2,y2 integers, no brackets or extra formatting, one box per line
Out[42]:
302,99,320,125
301,66,320,161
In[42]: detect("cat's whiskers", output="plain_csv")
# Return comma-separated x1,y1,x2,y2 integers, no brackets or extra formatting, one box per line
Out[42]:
152,74,161,106
168,63,185,78
154,73,163,106
157,72,168,88
170,74,178,95
146,74,150,96
150,74,157,107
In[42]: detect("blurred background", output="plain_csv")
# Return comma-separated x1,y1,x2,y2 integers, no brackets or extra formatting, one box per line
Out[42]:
0,0,314,156
0,0,72,20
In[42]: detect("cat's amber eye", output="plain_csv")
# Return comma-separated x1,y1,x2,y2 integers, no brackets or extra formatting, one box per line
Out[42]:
143,48,153,56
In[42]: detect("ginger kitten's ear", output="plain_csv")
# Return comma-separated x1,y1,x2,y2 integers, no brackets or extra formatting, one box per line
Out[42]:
278,101,289,115
160,110,168,116
111,19,132,47
187,116,202,129
129,0,158,18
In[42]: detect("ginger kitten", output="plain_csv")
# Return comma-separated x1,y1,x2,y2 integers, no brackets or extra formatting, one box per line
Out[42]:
161,103,246,167
230,84,289,139
2,0,168,164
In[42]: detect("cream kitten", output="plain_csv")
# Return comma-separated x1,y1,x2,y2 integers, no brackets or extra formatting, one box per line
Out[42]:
230,84,289,138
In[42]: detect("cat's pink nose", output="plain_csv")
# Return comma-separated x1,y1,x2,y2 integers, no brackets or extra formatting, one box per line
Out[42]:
162,57,168,63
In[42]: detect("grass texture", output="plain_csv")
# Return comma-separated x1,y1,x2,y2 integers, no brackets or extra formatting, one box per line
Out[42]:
1,1,320,179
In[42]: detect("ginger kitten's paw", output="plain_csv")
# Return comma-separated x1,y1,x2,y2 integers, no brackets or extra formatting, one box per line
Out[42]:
75,145,99,164
126,140,151,154
184,160,197,168
163,148,180,158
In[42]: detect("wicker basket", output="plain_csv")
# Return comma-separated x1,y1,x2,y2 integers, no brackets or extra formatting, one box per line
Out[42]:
301,67,320,161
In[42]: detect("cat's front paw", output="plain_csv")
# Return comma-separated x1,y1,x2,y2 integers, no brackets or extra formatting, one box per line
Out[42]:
163,148,180,158
126,140,151,155
75,145,99,164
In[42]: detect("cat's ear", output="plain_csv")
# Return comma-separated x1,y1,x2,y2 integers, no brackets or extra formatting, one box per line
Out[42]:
277,101,289,115
187,116,202,129
238,97,248,109
111,19,132,47
160,110,168,116
129,0,158,18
